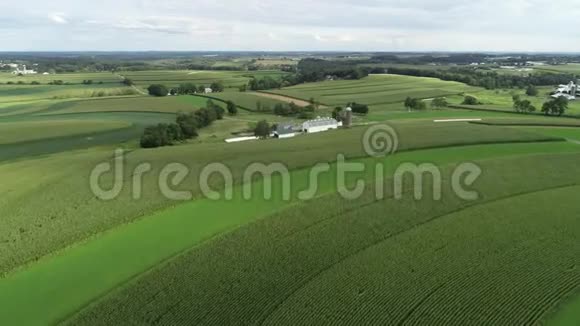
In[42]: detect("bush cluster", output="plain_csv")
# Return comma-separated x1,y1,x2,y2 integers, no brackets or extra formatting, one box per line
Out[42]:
140,100,225,148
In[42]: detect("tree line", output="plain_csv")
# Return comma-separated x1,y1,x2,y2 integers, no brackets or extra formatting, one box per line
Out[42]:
376,66,575,90
140,100,227,148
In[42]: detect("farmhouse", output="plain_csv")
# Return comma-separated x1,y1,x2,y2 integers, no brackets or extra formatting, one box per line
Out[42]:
302,117,342,134
11,65,37,75
552,81,577,100
204,88,213,94
274,124,296,139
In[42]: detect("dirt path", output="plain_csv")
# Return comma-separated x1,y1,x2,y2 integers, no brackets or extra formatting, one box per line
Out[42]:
115,73,147,95
250,92,327,108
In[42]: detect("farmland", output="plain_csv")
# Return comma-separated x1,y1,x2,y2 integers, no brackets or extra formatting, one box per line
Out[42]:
0,60,579,326
268,74,476,112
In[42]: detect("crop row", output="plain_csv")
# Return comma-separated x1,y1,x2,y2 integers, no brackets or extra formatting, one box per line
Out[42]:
68,154,580,325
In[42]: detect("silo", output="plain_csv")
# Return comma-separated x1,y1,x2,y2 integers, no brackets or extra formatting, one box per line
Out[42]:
344,107,353,128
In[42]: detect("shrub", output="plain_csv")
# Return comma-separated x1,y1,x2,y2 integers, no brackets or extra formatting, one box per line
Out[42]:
462,95,480,105
227,101,238,115
147,84,169,97
254,120,271,139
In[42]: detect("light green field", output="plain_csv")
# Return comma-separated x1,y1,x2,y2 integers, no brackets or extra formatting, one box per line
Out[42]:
449,87,580,116
0,72,122,84
121,70,288,90
534,63,580,74
38,96,201,115
0,120,131,145
198,91,291,111
269,74,476,109
0,84,138,103
2,139,579,325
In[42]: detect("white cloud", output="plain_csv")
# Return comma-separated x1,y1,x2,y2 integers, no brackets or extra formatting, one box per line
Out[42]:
0,0,576,51
49,13,68,25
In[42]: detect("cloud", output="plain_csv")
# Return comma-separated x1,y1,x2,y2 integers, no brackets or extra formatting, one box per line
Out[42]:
49,13,68,25
0,0,577,51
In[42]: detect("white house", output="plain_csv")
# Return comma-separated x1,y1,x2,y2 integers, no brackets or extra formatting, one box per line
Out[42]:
302,117,342,134
204,88,213,94
11,65,37,75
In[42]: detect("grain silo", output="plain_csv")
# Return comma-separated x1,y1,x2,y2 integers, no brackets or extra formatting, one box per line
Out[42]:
344,107,353,128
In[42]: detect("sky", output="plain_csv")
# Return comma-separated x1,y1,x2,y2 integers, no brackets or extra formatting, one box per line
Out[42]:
1,0,579,52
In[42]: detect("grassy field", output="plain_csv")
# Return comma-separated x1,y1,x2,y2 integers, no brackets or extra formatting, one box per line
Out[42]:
0,120,131,145
198,91,292,111
268,74,475,110
0,72,122,84
0,84,138,103
120,70,288,91
448,86,580,116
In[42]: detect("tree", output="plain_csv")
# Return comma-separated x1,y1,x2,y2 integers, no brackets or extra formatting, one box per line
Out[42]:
122,78,134,86
147,84,169,97
140,124,177,148
431,97,448,109
254,120,271,139
176,112,199,139
226,101,238,115
210,82,225,93
404,97,425,111
178,83,196,95
542,97,568,116
514,99,536,113
197,85,206,94
404,97,416,111
526,85,538,96
350,102,370,114
462,95,480,105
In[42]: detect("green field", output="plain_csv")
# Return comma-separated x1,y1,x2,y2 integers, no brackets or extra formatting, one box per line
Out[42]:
1,68,579,326
268,74,476,111
0,119,131,145
121,70,288,91
447,86,580,116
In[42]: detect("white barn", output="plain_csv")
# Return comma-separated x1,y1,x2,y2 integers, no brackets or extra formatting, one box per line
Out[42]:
11,65,37,75
302,118,342,134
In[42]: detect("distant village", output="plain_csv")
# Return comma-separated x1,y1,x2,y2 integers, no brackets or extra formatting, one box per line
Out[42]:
0,62,51,75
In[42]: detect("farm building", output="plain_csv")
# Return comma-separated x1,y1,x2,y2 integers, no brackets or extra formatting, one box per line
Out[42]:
274,124,296,139
302,118,342,134
204,88,213,94
552,81,577,100
11,65,37,75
